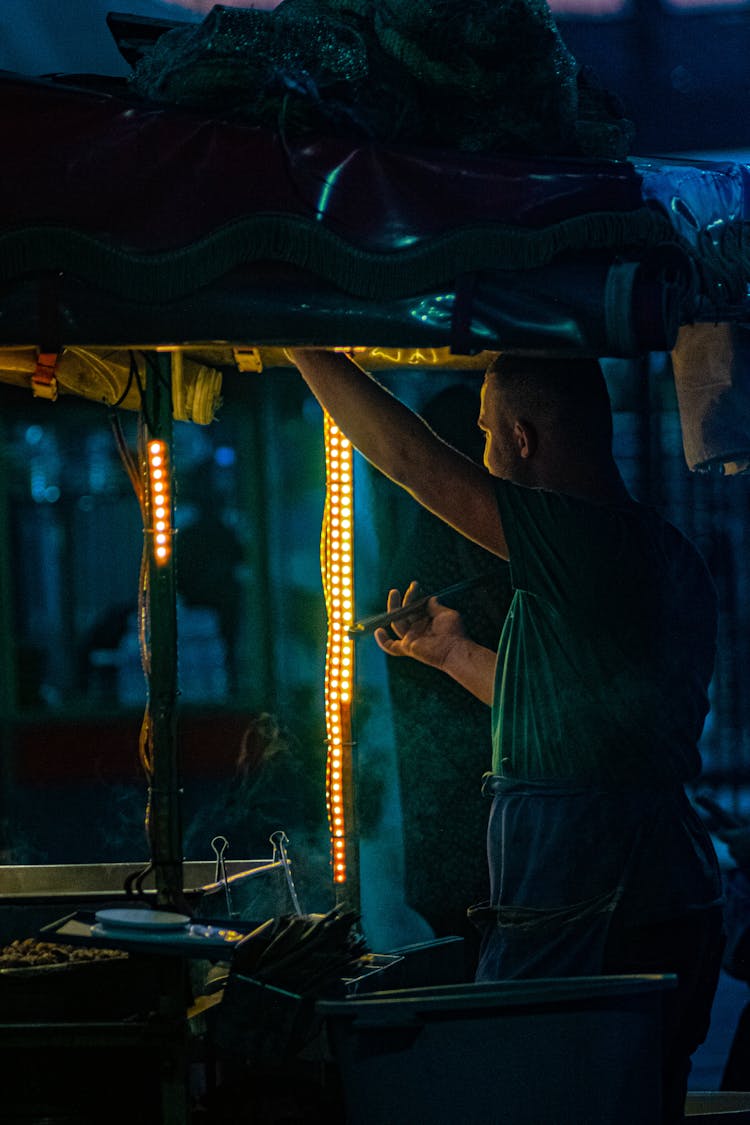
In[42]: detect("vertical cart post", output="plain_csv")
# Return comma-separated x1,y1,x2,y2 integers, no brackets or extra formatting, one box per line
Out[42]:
143,352,190,1125
142,352,183,910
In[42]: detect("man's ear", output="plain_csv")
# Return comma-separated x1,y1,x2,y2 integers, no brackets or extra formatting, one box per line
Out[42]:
513,419,537,459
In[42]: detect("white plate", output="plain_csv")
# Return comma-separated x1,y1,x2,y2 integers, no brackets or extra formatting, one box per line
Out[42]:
94,908,190,932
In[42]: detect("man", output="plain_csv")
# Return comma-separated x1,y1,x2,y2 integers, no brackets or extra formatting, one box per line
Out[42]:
370,383,511,968
289,347,723,1122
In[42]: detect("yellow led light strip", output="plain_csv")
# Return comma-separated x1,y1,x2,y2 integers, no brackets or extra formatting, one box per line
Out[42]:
322,415,355,886
147,439,173,566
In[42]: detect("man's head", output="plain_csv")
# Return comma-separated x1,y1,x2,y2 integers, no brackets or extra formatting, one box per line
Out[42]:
479,354,614,484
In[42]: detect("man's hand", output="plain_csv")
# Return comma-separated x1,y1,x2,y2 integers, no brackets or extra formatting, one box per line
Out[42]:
373,580,497,705
374,581,466,670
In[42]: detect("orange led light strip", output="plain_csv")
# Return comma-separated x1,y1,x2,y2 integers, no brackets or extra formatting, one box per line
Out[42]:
148,439,173,566
322,415,354,885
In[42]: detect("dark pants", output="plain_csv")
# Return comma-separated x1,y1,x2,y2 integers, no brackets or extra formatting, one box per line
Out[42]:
721,999,750,1090
602,906,725,1124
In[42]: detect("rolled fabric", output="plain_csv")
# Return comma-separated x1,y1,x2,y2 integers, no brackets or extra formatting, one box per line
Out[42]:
0,347,223,425
463,257,684,357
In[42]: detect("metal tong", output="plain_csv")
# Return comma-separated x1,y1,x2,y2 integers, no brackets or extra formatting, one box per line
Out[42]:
348,572,496,636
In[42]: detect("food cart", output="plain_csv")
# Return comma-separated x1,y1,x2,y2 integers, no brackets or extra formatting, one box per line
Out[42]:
0,5,749,1121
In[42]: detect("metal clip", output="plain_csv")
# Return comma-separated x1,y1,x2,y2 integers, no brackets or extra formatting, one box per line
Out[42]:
210,834,234,919
270,830,302,916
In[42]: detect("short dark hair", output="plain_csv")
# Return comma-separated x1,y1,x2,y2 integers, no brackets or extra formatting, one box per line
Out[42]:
487,354,613,450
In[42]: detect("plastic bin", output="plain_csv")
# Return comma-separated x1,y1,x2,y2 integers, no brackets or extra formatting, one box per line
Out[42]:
686,1092,750,1120
318,974,675,1125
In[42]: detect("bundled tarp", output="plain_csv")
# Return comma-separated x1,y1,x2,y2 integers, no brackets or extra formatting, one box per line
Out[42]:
0,7,750,464
127,0,604,158
0,65,717,358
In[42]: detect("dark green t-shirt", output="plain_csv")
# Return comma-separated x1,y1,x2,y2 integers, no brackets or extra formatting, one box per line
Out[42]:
492,479,717,785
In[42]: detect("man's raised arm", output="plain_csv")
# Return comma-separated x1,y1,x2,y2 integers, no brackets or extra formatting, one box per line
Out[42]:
288,348,508,559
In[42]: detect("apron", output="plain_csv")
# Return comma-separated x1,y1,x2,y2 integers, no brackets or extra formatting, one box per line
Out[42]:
469,772,714,982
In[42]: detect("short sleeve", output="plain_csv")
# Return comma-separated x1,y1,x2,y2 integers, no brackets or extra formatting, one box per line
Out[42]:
494,478,637,617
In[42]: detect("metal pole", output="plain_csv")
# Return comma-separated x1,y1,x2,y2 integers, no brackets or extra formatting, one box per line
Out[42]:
0,416,17,860
142,352,184,911
142,353,190,1125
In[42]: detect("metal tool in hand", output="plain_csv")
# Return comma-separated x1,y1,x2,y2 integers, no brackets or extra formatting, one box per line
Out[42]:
348,572,496,637
210,834,235,918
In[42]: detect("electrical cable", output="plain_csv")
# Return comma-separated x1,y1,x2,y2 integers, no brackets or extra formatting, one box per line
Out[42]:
109,411,143,505
131,352,154,433
110,350,138,409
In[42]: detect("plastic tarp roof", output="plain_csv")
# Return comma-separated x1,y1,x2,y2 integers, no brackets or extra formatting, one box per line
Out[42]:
0,69,749,356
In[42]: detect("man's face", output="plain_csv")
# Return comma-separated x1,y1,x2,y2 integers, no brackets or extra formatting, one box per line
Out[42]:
479,371,521,479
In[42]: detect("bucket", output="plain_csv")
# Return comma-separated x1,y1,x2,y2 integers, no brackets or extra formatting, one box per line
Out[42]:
319,974,675,1125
